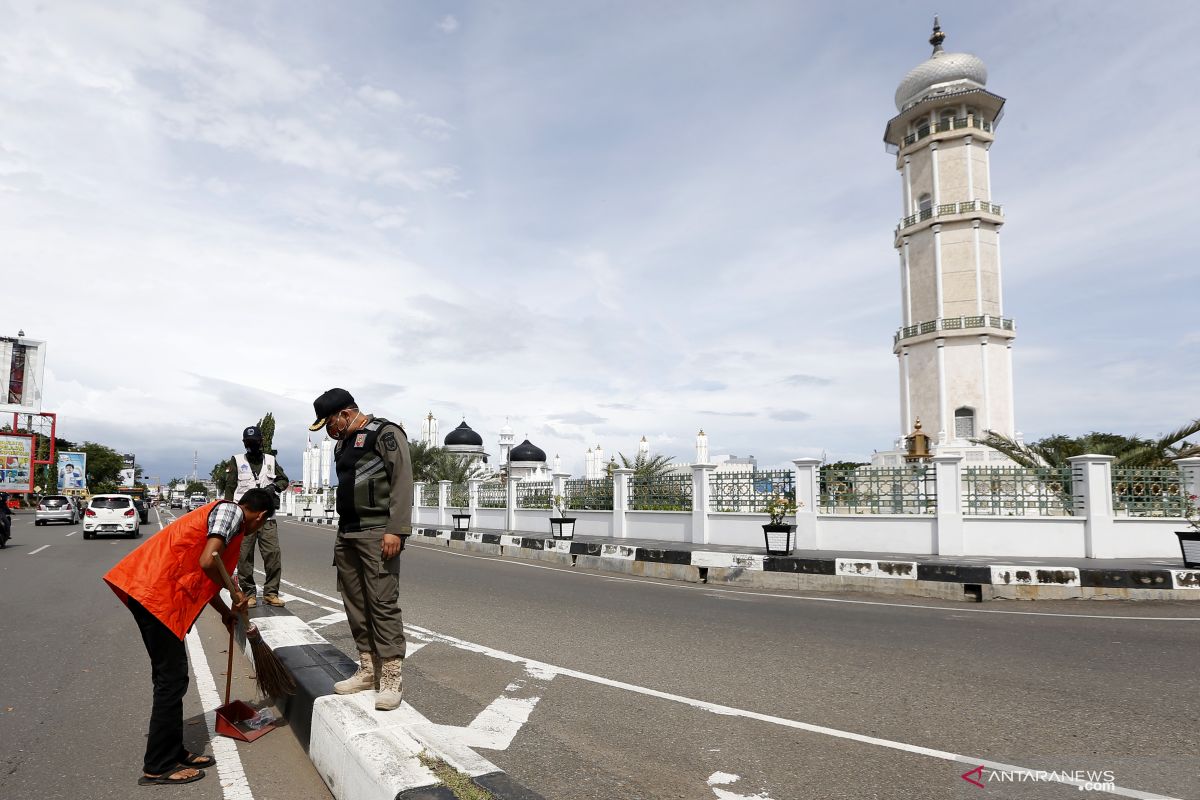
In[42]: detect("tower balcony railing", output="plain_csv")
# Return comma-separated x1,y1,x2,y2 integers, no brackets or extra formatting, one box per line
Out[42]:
902,115,993,147
894,315,1014,345
898,199,1002,231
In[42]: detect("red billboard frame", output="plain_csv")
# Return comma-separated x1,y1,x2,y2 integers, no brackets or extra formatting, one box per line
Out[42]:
5,411,57,494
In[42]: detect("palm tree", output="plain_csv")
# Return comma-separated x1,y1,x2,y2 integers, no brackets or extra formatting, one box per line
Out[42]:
617,451,676,480
973,417,1200,469
408,440,442,483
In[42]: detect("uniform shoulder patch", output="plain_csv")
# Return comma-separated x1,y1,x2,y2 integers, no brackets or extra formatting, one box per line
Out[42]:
381,431,399,452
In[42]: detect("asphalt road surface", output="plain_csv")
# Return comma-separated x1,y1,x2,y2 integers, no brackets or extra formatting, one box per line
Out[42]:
5,507,1197,800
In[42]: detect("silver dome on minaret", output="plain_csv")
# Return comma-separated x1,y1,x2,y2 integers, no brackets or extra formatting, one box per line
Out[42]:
894,17,987,111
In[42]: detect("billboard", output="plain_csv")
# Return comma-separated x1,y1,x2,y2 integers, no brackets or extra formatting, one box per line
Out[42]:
0,433,34,493
58,452,87,491
120,453,136,488
0,336,47,415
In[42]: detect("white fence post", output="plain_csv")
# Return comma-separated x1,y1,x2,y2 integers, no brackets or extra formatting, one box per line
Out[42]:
612,467,633,539
1068,454,1115,558
506,477,519,532
691,463,714,544
551,471,569,506
467,478,482,518
1176,457,1200,511
792,458,821,550
438,480,451,527
932,454,965,556
413,481,425,523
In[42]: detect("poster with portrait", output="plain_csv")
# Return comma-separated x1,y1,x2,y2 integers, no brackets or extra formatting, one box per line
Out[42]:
0,434,34,493
120,453,136,488
58,451,88,491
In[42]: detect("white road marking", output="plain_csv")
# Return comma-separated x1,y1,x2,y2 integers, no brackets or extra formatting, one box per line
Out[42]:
400,623,1178,799
404,538,1200,622
308,611,349,629
186,629,256,800
707,772,775,800
65,531,77,537
27,544,50,555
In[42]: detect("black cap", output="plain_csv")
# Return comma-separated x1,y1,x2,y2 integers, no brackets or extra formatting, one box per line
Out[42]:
242,426,262,441
310,388,356,431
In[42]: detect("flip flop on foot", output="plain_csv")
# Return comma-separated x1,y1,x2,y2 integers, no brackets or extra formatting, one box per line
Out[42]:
178,751,216,768
138,767,205,786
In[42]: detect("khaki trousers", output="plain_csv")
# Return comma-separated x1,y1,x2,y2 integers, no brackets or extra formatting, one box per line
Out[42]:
238,518,282,596
334,535,406,659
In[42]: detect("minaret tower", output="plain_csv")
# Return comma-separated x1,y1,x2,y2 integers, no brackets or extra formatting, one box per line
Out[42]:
498,418,515,466
884,18,1016,451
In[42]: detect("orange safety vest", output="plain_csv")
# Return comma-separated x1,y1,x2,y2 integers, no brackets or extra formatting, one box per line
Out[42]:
103,501,244,641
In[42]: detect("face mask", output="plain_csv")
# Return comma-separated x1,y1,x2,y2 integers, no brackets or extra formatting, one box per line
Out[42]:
244,440,263,454
328,411,361,441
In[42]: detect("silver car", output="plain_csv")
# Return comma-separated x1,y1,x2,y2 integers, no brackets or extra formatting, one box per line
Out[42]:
35,495,79,526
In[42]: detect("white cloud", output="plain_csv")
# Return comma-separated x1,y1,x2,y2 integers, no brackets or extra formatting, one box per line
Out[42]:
436,15,459,34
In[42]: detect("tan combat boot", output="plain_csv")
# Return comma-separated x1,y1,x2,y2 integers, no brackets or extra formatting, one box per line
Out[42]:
375,656,403,710
334,652,377,695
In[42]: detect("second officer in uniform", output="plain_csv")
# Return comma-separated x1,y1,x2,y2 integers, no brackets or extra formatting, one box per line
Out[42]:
225,425,290,607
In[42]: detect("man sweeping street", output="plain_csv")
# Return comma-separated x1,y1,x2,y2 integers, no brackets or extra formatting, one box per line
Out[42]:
309,388,413,710
225,425,289,607
104,488,276,786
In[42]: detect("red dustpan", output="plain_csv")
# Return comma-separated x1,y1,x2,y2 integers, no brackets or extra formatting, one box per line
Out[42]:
215,625,276,742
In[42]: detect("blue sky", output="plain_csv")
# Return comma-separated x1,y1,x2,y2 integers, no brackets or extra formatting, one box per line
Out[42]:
3,1,1198,483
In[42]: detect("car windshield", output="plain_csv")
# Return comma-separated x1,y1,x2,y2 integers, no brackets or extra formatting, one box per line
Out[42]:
91,497,131,509
42,497,69,507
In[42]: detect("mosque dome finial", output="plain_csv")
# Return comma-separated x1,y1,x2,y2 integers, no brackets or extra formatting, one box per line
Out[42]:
894,16,987,111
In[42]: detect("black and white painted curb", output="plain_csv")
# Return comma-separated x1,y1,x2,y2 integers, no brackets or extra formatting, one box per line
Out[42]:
232,604,545,800
406,527,1200,600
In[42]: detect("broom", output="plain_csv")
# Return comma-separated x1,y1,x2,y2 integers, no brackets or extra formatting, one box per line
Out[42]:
212,553,297,698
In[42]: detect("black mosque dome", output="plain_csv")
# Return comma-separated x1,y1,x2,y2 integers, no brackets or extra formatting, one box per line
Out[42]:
509,439,546,463
444,421,483,447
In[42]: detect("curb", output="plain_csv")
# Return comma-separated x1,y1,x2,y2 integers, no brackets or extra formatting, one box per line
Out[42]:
235,605,544,800
407,527,1200,601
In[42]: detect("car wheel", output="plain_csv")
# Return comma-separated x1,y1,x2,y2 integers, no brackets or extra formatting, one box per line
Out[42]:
83,531,93,540
35,520,42,526
133,526,142,538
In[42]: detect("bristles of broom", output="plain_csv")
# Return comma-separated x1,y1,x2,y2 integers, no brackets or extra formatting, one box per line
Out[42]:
212,553,296,697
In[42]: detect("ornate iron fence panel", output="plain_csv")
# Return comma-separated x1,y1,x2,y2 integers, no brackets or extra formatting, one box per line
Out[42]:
477,483,507,509
630,474,693,511
819,465,936,514
962,466,1074,516
709,470,795,513
565,478,613,511
1111,468,1187,517
449,482,469,509
419,483,439,507
517,480,553,509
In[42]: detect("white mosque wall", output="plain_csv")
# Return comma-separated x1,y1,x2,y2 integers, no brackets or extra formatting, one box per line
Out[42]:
816,516,936,554
625,511,692,543
474,508,506,530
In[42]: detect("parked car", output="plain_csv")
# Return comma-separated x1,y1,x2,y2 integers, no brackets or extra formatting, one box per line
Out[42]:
83,494,141,539
132,498,149,524
35,495,79,526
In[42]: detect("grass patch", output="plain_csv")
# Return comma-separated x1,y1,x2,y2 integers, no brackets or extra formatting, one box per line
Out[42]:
418,752,494,800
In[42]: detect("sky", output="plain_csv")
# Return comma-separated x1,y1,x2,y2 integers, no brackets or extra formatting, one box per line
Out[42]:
3,1,1198,484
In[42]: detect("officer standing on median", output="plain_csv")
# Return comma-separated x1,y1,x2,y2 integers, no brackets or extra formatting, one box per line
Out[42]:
309,388,413,710
224,425,290,607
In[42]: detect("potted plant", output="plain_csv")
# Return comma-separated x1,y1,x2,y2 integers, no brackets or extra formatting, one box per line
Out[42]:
451,512,472,532
1178,493,1200,569
762,493,801,555
549,494,575,539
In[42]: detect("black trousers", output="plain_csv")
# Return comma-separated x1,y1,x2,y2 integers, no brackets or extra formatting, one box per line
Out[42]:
128,598,191,774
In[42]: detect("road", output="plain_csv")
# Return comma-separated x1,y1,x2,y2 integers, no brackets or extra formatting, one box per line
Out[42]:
265,516,1199,800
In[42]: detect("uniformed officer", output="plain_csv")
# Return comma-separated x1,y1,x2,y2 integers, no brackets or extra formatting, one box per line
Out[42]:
224,425,290,607
309,388,413,711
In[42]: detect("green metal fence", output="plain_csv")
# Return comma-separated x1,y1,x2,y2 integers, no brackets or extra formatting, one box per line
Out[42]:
1111,468,1188,517
819,465,936,514
630,474,693,511
565,478,613,511
709,470,795,513
449,482,469,509
517,480,553,509
419,483,439,507
477,483,507,509
962,466,1075,516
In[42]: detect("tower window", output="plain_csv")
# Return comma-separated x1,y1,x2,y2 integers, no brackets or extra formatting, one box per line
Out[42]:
954,407,976,439
917,193,932,220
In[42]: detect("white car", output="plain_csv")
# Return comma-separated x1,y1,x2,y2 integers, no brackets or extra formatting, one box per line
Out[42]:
188,494,207,511
83,494,141,539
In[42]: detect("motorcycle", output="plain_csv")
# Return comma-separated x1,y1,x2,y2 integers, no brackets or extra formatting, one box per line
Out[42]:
0,508,10,549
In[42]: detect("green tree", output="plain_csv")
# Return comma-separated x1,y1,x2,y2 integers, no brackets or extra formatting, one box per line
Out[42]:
617,451,676,480
408,440,442,483
210,459,232,496
185,481,208,496
78,442,125,493
255,412,277,455
974,418,1200,469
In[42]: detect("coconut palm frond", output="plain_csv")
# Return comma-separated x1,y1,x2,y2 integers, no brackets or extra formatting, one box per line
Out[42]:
971,431,1049,468
1155,418,1200,451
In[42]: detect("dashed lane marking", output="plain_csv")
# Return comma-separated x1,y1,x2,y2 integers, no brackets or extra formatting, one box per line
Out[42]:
27,544,50,555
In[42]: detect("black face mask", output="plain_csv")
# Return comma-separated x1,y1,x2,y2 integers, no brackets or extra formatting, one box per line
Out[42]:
244,440,263,454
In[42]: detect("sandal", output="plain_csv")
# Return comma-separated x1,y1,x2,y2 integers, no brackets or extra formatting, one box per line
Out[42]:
138,767,205,786
179,751,216,768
